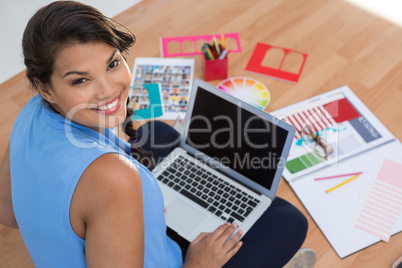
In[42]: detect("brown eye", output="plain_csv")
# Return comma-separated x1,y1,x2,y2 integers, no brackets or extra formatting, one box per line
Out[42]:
108,59,120,70
72,78,87,85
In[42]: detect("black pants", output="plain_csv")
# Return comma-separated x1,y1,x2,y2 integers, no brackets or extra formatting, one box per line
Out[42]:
136,121,308,268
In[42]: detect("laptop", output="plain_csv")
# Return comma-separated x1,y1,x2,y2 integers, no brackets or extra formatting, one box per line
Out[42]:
152,78,295,242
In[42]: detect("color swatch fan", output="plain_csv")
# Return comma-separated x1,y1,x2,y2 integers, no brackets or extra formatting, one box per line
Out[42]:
217,77,270,110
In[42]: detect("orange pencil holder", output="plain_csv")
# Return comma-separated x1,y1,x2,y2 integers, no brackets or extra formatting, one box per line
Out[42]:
204,57,228,81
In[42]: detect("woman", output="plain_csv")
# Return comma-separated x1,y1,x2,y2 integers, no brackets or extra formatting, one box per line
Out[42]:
0,1,308,267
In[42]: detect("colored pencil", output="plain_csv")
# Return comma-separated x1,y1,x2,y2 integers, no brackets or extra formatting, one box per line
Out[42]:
315,172,362,181
206,45,215,59
203,44,214,60
325,174,360,193
221,34,225,49
212,36,220,54
218,50,228,59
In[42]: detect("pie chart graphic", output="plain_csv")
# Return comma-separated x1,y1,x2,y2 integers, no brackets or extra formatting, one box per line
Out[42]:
217,77,270,110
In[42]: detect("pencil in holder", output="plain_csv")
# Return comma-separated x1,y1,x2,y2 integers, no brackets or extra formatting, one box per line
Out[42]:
204,57,228,81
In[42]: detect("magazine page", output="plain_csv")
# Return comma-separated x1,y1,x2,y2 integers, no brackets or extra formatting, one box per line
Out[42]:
129,57,195,120
270,85,395,182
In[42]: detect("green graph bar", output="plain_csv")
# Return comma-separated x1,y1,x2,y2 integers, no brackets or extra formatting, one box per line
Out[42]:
286,151,325,174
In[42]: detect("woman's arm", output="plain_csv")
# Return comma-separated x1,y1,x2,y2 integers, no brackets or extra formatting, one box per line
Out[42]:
70,153,144,267
70,152,242,267
0,144,18,228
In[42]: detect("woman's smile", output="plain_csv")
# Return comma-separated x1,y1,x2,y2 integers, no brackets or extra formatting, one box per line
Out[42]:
90,93,122,115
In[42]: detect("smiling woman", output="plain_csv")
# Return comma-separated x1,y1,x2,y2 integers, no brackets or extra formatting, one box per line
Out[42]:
22,1,134,131
38,41,131,131
0,1,246,267
2,1,185,267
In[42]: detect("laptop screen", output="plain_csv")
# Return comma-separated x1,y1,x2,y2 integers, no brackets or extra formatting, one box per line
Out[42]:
185,86,289,190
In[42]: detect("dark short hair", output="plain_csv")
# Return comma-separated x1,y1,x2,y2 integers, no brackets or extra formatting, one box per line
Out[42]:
22,0,135,89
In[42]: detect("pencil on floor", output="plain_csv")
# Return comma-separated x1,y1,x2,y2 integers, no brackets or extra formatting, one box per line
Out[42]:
315,172,362,180
325,174,360,193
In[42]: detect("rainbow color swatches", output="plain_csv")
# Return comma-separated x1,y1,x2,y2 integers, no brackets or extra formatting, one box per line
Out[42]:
217,77,270,110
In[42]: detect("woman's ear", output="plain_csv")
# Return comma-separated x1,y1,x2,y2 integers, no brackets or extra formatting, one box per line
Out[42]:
34,79,56,104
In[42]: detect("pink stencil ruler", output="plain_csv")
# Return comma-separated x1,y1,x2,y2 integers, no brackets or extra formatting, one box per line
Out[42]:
160,32,242,57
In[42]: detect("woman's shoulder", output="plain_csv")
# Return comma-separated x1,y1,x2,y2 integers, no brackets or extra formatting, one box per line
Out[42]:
70,152,144,250
83,153,141,188
72,153,143,223
13,94,42,124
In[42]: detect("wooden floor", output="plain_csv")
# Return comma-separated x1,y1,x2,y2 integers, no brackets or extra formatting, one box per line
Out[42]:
1,0,401,267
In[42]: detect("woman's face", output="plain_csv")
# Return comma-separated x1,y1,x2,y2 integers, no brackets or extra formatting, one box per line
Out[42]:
43,41,131,132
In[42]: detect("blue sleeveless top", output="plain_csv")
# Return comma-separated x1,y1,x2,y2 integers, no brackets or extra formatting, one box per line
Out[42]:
10,94,182,268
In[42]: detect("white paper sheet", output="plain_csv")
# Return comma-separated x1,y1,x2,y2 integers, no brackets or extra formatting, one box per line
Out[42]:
289,140,402,258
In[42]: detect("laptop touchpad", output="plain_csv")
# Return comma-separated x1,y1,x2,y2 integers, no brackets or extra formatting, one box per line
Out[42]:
165,198,206,236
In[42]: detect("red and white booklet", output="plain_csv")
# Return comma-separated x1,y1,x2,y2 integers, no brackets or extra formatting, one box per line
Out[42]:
270,85,396,183
270,85,402,258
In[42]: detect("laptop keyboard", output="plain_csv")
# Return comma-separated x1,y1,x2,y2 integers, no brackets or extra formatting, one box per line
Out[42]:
156,155,260,224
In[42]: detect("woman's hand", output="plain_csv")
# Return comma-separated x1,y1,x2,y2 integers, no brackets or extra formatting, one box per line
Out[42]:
183,223,243,268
